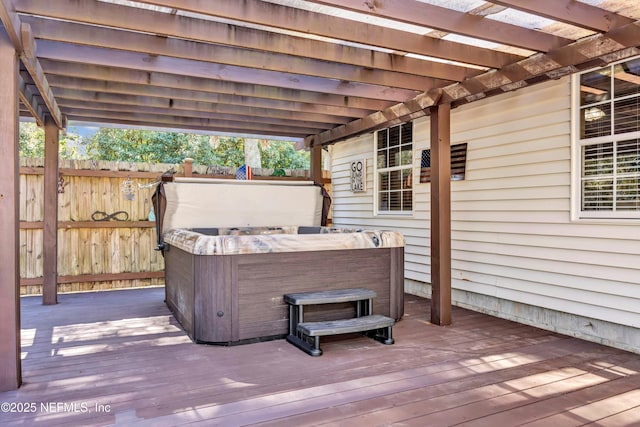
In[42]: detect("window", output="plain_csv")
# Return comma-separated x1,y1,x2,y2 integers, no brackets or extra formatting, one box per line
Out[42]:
375,122,413,213
575,56,640,218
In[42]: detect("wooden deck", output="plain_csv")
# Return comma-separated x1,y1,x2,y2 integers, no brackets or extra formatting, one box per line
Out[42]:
1,288,639,427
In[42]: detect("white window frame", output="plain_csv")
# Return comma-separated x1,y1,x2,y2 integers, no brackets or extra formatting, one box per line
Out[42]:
373,122,414,216
571,56,640,221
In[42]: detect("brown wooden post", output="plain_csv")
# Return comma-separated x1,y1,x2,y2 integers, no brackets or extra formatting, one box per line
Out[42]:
310,140,323,185
43,115,59,305
0,27,22,391
429,103,452,326
183,157,193,177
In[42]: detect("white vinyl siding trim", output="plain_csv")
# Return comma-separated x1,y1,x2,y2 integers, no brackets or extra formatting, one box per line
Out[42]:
330,77,640,333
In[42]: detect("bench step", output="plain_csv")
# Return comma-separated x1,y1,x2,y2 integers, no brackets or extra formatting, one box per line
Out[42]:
288,314,395,356
298,314,395,336
285,288,394,356
284,288,377,305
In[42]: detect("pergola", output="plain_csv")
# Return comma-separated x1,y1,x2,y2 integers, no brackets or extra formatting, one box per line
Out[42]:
1,0,639,391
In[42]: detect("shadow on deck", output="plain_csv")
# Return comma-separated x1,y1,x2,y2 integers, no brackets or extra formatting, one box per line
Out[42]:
1,287,639,426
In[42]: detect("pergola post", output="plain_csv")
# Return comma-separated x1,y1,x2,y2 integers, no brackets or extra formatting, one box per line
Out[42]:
310,142,322,185
0,26,22,391
183,157,193,177
43,115,59,305
429,103,452,326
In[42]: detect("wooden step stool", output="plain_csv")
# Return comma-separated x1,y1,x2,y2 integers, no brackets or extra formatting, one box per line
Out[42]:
284,288,395,356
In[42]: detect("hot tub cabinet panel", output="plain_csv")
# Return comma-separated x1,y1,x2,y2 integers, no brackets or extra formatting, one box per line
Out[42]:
165,246,404,344
164,247,195,336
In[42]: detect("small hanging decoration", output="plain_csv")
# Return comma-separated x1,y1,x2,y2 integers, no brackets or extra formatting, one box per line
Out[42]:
121,176,136,201
57,175,67,194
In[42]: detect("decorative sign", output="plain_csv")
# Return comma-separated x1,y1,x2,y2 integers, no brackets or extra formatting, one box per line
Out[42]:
121,177,136,201
350,159,366,192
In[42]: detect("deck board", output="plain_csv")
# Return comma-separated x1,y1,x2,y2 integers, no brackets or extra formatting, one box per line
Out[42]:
0,288,638,426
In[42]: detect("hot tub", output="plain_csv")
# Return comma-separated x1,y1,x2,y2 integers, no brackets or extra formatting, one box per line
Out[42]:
155,178,405,344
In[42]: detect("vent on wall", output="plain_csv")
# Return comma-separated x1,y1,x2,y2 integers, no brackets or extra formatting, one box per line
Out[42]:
420,143,468,183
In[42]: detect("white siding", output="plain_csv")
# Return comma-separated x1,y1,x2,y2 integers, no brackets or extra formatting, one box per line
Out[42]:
329,78,640,338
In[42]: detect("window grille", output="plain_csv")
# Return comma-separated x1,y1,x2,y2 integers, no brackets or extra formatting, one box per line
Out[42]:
576,56,640,218
374,122,413,213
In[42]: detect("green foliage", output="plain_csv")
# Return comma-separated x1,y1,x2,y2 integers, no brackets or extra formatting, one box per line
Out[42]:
19,122,82,159
19,122,44,158
85,129,308,169
260,140,309,169
210,137,246,167
84,128,247,166
60,132,83,159
20,124,310,170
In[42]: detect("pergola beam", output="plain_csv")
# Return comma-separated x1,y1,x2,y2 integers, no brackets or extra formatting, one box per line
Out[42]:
20,50,64,129
0,0,20,50
41,61,391,112
64,110,320,137
489,0,634,33
24,16,449,92
18,73,43,125
59,101,338,131
19,23,62,127
0,2,62,127
293,0,571,52
16,2,481,81
63,115,307,139
54,90,352,126
36,41,421,103
309,89,443,147
132,0,523,69
48,76,370,119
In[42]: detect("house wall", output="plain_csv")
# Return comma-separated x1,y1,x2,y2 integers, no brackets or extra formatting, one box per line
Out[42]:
328,77,640,353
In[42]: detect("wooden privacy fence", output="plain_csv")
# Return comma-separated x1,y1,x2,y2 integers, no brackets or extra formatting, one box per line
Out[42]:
19,158,331,296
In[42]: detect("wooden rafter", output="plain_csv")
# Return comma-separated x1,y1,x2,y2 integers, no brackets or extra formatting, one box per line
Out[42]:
17,1,482,81
53,89,353,126
17,73,43,125
0,0,20,49
64,111,321,137
5,0,639,139
0,0,63,127
35,41,422,103
307,88,443,147
59,100,340,131
24,16,450,92
304,0,571,52
489,0,635,33
40,61,391,112
125,0,523,68
47,76,371,119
